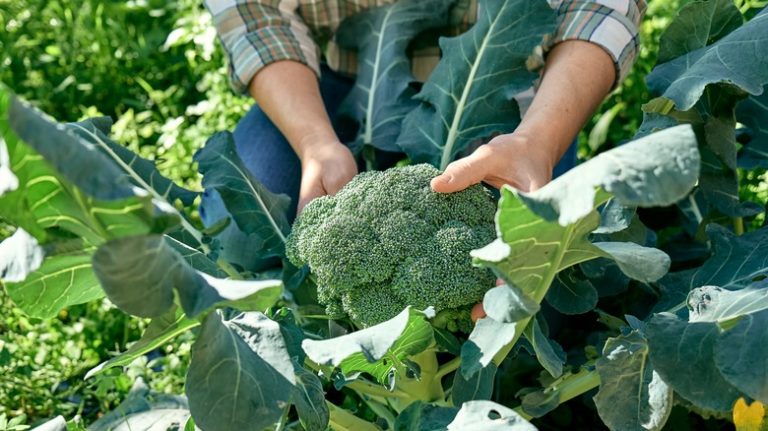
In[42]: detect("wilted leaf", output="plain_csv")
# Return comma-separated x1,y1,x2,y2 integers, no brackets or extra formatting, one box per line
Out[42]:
594,331,673,431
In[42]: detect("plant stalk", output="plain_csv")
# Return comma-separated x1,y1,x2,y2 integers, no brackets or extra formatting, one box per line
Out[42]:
327,402,381,431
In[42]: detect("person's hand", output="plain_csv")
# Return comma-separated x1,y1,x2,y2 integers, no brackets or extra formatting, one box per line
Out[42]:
431,132,555,194
298,141,358,213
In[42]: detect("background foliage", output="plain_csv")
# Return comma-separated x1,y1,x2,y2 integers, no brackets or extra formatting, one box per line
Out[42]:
0,0,766,428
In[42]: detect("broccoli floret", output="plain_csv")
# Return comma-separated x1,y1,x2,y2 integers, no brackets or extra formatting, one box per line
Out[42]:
432,308,475,334
286,164,497,328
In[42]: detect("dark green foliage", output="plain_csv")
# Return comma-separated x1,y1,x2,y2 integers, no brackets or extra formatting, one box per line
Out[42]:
2,1,768,430
287,163,497,327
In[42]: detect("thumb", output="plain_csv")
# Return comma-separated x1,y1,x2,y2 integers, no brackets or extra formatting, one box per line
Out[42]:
297,176,325,215
430,154,488,193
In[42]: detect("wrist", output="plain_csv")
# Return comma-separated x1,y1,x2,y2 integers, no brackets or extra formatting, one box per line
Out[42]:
491,131,555,173
295,131,342,163
512,121,572,169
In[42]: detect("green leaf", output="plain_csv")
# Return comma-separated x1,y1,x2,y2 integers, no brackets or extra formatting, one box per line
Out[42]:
523,317,565,379
546,268,598,315
446,401,536,431
1,230,102,319
186,311,295,431
688,284,768,323
165,236,225,277
737,88,768,169
394,401,458,431
0,96,175,244
657,0,743,63
594,199,636,235
6,95,134,200
302,307,432,369
93,235,282,318
515,125,700,226
197,189,278,273
594,331,673,431
195,132,290,258
647,312,742,412
592,242,670,284
86,307,199,379
451,362,497,405
67,117,197,206
464,127,698,377
293,366,330,431
396,0,556,169
647,9,768,112
715,310,768,404
336,0,455,152
669,225,768,295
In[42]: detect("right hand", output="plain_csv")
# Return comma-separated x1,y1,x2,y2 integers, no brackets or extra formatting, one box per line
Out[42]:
297,141,358,213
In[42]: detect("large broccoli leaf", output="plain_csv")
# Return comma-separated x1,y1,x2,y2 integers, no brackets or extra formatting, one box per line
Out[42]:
647,8,768,111
186,311,296,431
0,88,190,318
92,235,282,318
647,313,743,413
67,117,198,207
656,0,742,64
195,132,291,260
336,0,456,152
465,125,699,377
395,0,555,169
0,229,102,319
642,7,767,217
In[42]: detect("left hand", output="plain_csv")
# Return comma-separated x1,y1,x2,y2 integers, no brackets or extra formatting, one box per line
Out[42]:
431,132,555,194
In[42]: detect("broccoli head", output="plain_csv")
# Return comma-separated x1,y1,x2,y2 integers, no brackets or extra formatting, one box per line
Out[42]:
286,164,497,328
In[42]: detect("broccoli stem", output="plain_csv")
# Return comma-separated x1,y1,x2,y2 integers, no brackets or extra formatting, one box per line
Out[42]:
435,357,461,380
327,402,381,431
388,350,446,411
491,223,578,368
513,364,600,420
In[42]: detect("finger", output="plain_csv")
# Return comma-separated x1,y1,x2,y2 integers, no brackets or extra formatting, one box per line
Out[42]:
496,279,505,286
297,175,325,214
324,172,355,196
471,302,487,322
431,152,489,193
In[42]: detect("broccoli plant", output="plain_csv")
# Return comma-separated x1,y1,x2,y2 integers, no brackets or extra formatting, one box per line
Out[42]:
3,1,768,430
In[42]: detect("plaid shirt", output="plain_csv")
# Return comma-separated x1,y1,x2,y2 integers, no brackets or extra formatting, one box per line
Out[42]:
205,0,647,94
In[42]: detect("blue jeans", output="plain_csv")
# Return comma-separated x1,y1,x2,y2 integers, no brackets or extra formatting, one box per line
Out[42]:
200,67,578,226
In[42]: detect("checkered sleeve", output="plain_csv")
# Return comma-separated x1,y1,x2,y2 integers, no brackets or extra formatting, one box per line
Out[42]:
550,0,647,85
204,0,321,94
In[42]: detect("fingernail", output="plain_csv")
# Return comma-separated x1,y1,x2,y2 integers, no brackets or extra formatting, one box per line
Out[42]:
443,175,454,184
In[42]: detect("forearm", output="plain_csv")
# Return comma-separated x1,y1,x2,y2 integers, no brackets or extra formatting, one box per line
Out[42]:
516,40,616,167
248,60,338,160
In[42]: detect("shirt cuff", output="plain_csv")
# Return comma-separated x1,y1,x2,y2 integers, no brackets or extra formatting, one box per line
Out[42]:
545,1,643,87
225,26,321,94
